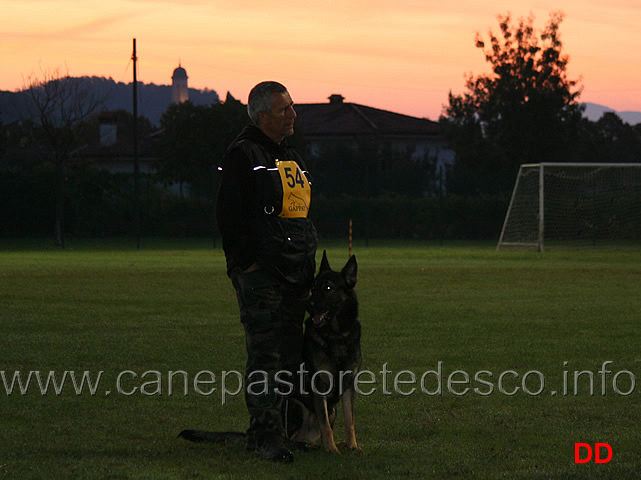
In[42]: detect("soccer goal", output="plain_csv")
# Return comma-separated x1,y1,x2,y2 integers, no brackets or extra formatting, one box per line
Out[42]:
497,163,641,251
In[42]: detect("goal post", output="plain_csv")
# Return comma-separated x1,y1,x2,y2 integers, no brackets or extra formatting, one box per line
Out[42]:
497,163,641,251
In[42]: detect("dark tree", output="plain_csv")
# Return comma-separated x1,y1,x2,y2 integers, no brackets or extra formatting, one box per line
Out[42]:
24,69,106,246
156,94,248,201
574,113,641,164
442,11,584,195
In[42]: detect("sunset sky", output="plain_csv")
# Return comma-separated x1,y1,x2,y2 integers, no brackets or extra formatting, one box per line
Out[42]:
2,0,640,120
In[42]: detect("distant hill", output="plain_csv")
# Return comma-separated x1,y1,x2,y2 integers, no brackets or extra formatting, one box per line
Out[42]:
582,102,641,125
3,79,638,128
0,76,220,127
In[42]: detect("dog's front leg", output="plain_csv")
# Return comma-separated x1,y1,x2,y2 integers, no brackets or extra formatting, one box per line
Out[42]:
313,395,340,453
341,388,361,452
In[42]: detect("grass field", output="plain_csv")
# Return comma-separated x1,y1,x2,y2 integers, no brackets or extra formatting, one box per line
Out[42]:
1,238,641,479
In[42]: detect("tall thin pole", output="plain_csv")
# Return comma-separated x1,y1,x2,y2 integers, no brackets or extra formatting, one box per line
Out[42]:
538,163,544,252
438,164,444,246
132,38,141,248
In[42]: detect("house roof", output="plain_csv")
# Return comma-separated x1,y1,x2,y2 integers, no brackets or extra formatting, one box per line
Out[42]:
294,95,440,138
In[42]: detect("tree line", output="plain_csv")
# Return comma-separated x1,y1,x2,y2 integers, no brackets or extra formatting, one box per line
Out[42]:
1,12,640,244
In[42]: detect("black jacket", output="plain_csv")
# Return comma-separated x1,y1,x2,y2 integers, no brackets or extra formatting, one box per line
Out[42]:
216,125,317,287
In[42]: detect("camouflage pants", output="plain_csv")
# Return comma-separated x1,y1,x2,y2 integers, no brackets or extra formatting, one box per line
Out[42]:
231,267,309,441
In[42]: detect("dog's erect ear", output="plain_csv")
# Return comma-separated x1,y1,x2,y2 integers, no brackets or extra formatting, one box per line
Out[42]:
319,250,331,274
342,255,357,289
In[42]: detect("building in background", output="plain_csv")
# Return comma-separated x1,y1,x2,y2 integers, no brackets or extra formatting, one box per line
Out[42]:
295,94,454,195
171,63,189,104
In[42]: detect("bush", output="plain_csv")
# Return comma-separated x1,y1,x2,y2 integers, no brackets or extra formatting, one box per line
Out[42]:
1,167,508,240
310,193,508,240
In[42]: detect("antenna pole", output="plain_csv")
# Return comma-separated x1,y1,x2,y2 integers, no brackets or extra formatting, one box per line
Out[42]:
132,38,141,248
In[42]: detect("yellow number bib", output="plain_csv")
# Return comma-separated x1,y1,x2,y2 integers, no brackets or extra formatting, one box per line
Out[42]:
275,159,311,218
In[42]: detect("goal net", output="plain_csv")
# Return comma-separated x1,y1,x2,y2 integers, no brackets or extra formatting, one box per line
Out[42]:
497,163,641,251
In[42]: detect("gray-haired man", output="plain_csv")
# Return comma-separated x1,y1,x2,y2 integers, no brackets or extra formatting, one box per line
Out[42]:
216,81,317,462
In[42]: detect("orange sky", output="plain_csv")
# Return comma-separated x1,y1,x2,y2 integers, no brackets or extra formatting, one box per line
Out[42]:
2,0,640,120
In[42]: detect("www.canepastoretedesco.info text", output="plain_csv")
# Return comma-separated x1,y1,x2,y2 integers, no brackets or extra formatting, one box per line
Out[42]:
1,361,636,401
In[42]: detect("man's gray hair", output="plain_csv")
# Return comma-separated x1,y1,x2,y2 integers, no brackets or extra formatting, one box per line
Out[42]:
247,81,288,125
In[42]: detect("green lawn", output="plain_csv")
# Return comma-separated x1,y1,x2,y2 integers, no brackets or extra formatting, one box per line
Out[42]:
1,239,640,479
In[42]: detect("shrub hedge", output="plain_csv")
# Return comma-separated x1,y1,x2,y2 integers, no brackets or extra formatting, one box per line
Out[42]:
1,168,508,240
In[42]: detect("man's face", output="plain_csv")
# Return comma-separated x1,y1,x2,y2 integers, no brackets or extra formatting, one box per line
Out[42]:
258,91,297,144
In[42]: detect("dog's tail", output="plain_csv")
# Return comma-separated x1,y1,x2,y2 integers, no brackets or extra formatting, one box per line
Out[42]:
178,429,247,446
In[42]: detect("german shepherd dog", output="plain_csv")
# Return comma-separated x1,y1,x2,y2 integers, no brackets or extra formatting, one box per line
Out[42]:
179,251,362,454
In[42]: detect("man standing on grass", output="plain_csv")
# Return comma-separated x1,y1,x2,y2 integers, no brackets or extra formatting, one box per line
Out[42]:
216,81,317,463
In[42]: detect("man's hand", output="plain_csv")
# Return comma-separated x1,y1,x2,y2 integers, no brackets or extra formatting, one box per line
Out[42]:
244,263,261,273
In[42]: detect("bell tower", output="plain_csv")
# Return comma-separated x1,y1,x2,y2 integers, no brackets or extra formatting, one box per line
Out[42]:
171,63,189,104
